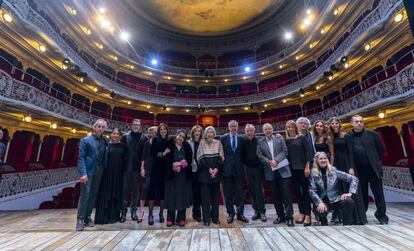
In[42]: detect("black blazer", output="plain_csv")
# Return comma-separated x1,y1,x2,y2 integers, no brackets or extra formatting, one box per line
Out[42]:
348,129,385,178
220,134,245,177
121,131,147,172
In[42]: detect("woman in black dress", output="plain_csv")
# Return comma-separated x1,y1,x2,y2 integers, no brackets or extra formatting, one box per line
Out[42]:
197,126,224,226
329,117,367,225
164,130,193,227
285,120,312,226
312,120,334,163
95,128,125,224
147,123,170,225
137,126,157,223
188,125,203,222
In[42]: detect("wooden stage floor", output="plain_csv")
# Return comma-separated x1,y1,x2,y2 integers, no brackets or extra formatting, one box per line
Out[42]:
0,203,413,250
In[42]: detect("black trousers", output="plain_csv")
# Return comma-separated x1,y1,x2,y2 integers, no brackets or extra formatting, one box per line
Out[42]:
77,165,104,221
121,170,139,216
292,169,311,216
191,174,202,218
269,171,293,219
245,166,265,214
316,198,355,225
167,209,186,222
222,175,244,215
357,165,387,220
200,183,219,223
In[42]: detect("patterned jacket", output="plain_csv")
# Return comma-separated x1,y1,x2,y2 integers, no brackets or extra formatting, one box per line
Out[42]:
309,168,358,206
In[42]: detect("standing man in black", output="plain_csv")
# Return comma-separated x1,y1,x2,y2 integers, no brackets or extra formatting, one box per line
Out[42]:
241,124,266,222
121,119,147,222
348,114,388,224
221,120,249,224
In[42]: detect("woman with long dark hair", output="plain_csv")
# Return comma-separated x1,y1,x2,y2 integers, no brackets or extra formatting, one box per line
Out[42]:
312,120,334,164
329,117,367,225
95,128,125,224
285,120,312,226
147,123,170,225
164,129,193,227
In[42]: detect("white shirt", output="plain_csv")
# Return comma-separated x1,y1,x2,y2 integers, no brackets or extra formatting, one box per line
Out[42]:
266,136,275,160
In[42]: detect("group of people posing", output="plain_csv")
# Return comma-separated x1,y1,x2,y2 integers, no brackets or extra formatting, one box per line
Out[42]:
75,114,388,231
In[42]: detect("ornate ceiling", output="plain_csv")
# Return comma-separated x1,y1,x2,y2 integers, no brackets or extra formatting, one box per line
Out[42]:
132,0,285,35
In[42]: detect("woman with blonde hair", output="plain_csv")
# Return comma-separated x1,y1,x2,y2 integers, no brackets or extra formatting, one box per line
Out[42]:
197,126,224,226
309,152,358,226
285,120,312,226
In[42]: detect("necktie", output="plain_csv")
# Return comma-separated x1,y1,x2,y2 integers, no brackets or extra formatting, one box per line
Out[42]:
231,135,236,152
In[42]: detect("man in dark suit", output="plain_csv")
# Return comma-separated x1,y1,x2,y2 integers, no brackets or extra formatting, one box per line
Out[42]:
257,123,294,227
220,120,249,223
348,114,388,224
241,124,266,222
121,119,147,222
76,119,108,231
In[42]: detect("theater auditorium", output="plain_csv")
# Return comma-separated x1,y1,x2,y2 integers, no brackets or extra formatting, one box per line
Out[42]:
1,0,414,250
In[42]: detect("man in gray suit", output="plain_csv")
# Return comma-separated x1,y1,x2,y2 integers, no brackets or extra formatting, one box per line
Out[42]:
257,123,294,227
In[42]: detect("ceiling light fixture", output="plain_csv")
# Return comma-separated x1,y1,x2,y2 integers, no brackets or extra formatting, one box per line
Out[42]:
120,31,130,41
3,13,13,23
151,58,158,66
284,31,293,41
98,7,106,14
23,115,32,123
39,45,46,52
394,13,403,22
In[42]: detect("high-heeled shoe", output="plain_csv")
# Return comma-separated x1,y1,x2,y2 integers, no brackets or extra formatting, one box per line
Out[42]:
303,216,312,227
159,213,165,223
295,215,305,224
137,211,144,223
148,215,154,225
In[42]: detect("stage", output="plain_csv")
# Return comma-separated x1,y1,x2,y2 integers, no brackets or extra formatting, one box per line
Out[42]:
0,203,413,250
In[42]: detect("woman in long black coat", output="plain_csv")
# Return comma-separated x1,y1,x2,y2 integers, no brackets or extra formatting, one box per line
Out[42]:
329,117,367,225
95,128,125,224
164,129,193,227
147,123,169,225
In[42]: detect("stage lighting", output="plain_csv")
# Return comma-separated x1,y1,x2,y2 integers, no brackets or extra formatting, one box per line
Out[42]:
323,71,333,77
244,66,251,73
3,13,13,23
341,56,348,63
70,65,80,72
330,64,340,72
110,91,116,98
63,58,70,65
151,59,158,66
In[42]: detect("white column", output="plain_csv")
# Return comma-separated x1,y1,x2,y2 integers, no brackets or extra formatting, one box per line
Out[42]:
4,139,12,163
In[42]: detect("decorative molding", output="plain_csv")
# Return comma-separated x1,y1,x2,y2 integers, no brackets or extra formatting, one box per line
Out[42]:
383,166,414,192
0,167,78,198
2,0,404,108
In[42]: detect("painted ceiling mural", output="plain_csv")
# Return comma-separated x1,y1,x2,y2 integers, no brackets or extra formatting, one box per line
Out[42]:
134,0,285,35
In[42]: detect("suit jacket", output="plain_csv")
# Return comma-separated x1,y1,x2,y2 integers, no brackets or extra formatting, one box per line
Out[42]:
77,135,108,177
309,168,359,206
122,131,147,173
220,134,245,177
347,129,385,178
256,135,290,180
